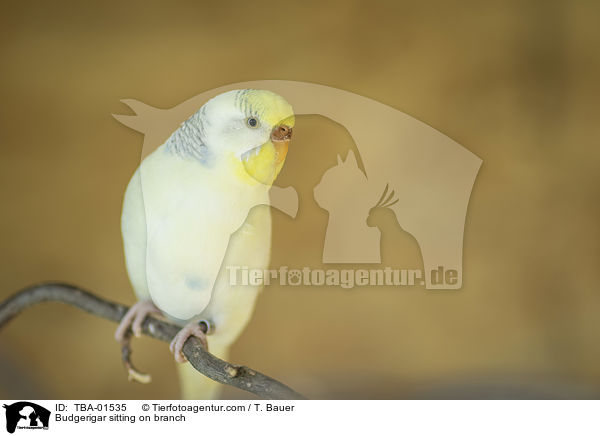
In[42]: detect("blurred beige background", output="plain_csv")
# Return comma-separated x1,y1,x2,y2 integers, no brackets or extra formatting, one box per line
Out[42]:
1,0,599,399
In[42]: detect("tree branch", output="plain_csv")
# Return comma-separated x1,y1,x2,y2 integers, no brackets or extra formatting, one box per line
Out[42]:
0,282,305,400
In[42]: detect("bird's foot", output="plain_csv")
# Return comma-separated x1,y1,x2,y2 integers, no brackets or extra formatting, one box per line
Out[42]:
114,300,161,343
114,300,161,384
169,321,209,363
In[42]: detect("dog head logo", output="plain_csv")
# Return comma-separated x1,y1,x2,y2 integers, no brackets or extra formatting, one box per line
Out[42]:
114,80,481,289
3,402,50,433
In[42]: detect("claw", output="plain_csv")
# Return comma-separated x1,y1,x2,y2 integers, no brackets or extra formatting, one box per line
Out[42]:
169,322,208,364
115,300,161,343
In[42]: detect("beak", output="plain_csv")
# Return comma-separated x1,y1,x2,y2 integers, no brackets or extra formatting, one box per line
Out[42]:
270,124,292,167
270,124,293,142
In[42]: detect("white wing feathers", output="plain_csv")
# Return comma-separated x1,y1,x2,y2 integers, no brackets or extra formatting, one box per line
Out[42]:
122,146,259,320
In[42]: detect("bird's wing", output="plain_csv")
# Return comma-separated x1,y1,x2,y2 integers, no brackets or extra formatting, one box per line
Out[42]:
121,168,151,301
135,148,252,321
144,208,232,320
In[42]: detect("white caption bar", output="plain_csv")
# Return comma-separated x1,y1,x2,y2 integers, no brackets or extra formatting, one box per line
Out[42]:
1,400,598,436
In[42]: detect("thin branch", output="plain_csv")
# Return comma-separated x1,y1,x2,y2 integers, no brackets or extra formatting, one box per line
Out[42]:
0,282,305,400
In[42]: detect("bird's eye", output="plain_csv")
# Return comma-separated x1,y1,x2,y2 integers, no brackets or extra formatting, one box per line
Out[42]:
246,117,259,128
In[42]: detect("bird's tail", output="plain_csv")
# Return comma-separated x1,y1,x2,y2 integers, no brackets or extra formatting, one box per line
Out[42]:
176,342,230,400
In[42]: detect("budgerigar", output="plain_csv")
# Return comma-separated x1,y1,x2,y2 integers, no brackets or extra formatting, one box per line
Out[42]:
114,89,294,399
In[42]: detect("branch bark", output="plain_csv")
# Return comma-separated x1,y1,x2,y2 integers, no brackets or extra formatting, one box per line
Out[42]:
0,282,305,400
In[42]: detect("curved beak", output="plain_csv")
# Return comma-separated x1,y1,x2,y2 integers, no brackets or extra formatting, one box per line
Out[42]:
270,124,292,167
271,124,293,142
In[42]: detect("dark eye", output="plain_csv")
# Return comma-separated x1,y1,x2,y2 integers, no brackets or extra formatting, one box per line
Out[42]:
246,117,259,128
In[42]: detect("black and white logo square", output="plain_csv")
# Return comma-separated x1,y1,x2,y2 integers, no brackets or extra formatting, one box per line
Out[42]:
3,402,50,434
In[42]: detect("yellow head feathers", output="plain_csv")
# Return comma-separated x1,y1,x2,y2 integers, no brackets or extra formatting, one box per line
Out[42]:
231,90,295,186
234,89,295,129
167,89,294,186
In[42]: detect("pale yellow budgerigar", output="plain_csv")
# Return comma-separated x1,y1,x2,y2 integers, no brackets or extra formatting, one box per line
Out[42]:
114,89,294,399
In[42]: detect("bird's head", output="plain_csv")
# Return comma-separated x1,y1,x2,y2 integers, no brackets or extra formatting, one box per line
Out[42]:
191,89,294,185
